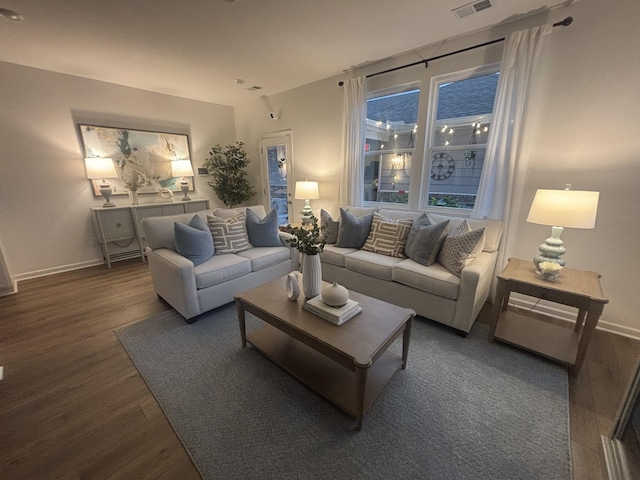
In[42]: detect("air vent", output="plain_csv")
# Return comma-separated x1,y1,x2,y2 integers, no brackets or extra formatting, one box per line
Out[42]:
452,0,492,19
247,85,263,91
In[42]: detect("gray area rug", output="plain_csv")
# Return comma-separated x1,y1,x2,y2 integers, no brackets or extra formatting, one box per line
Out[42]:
116,304,570,480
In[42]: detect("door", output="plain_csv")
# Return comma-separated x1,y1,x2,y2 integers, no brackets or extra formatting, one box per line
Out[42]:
259,131,294,225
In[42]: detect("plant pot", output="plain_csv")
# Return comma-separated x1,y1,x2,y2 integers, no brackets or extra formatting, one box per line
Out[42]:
301,254,322,299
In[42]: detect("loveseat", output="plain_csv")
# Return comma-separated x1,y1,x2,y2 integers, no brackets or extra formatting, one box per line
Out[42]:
320,205,503,334
142,205,297,322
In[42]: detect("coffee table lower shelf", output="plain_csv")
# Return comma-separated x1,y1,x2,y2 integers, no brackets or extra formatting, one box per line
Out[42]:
246,324,403,420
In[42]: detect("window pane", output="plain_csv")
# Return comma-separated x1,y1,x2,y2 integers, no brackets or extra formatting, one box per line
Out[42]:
427,71,498,209
365,86,419,205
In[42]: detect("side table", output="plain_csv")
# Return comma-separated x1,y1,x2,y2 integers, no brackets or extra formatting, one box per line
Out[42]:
489,258,608,376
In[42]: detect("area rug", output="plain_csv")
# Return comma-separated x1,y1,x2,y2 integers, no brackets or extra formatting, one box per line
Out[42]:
116,304,571,480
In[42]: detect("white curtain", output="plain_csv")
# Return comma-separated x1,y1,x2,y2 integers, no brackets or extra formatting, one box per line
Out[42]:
338,76,367,206
472,24,552,271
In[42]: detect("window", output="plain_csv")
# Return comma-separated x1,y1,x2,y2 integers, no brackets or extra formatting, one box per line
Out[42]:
424,69,499,209
364,84,420,205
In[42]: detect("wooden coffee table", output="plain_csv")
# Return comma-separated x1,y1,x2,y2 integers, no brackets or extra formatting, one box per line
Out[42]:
234,276,415,430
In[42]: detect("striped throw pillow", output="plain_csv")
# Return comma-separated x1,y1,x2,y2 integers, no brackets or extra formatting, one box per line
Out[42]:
206,212,252,255
362,212,413,257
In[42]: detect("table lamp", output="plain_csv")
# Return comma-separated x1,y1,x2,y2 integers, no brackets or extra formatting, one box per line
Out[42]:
85,157,118,207
295,180,319,224
526,184,599,273
171,160,195,201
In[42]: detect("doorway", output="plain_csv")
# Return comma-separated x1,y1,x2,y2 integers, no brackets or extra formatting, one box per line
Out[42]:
259,131,294,225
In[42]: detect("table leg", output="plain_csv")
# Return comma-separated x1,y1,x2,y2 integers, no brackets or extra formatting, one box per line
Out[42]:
489,279,507,342
402,316,414,369
574,309,587,335
354,365,368,431
570,302,605,376
236,300,247,348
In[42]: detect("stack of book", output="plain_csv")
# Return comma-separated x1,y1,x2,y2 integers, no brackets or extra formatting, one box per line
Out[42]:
303,295,362,326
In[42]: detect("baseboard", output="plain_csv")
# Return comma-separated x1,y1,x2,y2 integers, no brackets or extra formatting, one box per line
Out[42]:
13,259,105,284
510,295,640,341
0,280,17,297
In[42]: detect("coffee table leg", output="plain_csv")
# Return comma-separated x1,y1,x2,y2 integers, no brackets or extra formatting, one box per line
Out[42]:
236,300,247,348
355,365,368,431
402,316,414,369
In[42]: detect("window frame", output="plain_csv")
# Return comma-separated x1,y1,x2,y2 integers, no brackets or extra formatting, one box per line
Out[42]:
420,63,500,213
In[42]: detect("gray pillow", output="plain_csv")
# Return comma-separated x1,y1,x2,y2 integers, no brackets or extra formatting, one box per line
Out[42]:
246,208,282,247
320,209,340,244
335,208,374,249
438,220,485,276
174,215,214,266
405,218,450,266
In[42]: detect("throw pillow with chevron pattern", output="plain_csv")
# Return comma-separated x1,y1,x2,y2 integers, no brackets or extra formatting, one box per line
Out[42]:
362,212,413,257
437,220,485,276
206,212,252,255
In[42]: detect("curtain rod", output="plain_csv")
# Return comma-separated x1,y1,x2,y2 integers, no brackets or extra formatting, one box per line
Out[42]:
338,16,573,85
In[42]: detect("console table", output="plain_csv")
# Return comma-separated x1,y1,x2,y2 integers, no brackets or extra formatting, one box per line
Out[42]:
91,199,210,267
489,258,608,376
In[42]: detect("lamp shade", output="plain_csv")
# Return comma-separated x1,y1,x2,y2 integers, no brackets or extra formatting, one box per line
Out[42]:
84,157,117,179
171,160,194,177
294,180,319,200
527,189,599,229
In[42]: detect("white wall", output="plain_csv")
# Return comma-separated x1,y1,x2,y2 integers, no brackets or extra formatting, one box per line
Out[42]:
510,0,640,336
234,0,640,336
0,62,235,278
234,79,344,221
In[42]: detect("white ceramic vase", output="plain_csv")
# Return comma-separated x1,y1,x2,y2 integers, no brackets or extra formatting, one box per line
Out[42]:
321,282,349,307
302,254,322,299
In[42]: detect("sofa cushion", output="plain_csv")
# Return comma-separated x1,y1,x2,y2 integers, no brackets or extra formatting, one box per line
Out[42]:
142,211,212,251
377,209,424,221
246,208,282,247
237,246,291,272
392,259,460,300
438,220,485,276
173,215,214,266
194,254,252,289
320,209,340,244
361,212,413,258
335,209,374,249
344,250,405,281
207,212,252,255
320,244,358,267
428,213,502,253
404,216,450,267
329,205,377,219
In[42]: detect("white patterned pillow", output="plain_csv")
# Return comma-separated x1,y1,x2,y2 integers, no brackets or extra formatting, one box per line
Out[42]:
362,212,413,257
437,220,485,276
206,212,252,255
320,209,340,244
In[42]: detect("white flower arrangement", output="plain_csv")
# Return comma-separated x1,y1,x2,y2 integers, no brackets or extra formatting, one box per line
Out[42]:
539,261,563,274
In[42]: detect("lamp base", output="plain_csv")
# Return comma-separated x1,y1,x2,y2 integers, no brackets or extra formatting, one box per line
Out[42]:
99,184,115,208
180,182,191,202
533,225,566,270
300,201,313,225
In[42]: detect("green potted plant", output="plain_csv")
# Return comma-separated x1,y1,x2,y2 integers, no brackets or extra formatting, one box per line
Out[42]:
286,214,325,298
202,142,255,207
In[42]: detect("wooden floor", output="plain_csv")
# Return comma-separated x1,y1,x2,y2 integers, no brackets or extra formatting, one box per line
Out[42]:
1,259,638,479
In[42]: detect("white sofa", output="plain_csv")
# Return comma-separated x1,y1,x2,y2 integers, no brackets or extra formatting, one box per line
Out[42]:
320,206,503,334
142,205,297,322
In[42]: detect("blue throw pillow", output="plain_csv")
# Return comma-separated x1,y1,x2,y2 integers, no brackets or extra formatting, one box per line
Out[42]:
246,208,282,247
174,215,214,266
335,208,374,249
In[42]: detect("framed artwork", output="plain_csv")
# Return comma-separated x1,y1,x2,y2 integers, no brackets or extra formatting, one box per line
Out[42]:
78,124,194,196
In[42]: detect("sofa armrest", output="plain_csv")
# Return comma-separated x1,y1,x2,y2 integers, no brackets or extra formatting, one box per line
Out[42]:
452,251,497,332
278,231,300,271
146,247,200,319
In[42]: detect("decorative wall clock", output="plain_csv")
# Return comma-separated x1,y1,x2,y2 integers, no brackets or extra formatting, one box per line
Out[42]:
431,152,455,180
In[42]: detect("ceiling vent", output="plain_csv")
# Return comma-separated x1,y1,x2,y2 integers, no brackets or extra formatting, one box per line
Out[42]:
247,85,263,91
452,0,492,19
